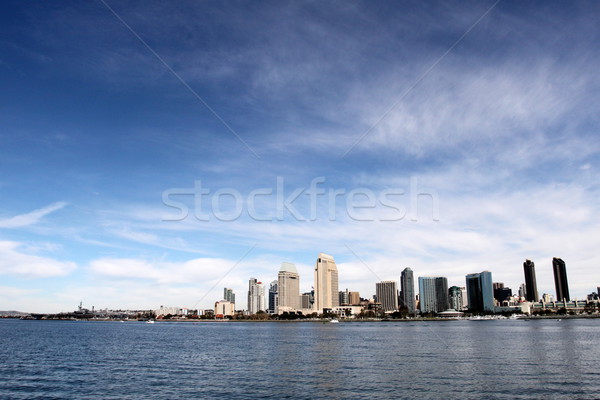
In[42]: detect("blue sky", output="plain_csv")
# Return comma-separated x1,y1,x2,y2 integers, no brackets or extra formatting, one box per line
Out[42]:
1,0,599,312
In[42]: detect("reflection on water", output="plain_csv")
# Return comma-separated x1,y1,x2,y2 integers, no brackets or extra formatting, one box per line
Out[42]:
1,319,599,399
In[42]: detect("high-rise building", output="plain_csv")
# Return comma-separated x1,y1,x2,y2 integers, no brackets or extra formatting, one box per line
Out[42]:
223,288,235,305
400,267,416,314
418,277,449,313
268,280,278,314
247,278,266,314
434,277,449,311
494,286,512,304
278,262,300,311
301,292,312,309
523,259,539,302
258,284,265,312
448,286,464,311
465,271,495,312
376,281,399,312
518,283,527,299
314,253,339,313
339,288,350,306
348,291,360,305
461,287,468,309
552,257,570,302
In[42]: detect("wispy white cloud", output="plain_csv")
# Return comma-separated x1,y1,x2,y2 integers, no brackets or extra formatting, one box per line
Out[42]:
0,285,39,297
107,225,205,254
0,241,76,278
0,202,67,229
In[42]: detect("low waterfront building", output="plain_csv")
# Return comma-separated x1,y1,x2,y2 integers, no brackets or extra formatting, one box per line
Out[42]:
437,309,464,318
214,300,235,317
330,306,364,317
155,306,182,317
531,299,598,314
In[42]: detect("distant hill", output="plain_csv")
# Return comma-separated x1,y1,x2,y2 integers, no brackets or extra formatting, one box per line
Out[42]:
0,311,29,317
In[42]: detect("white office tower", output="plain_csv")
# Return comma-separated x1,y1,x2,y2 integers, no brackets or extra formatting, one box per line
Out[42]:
278,262,300,312
248,278,266,314
314,253,339,313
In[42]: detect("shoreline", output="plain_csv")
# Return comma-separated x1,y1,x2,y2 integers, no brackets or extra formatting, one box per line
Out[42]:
5,314,600,322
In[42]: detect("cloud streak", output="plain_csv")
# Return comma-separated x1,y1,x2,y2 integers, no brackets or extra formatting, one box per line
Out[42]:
0,202,67,229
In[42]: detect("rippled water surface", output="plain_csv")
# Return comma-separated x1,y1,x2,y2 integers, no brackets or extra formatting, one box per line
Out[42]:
1,319,599,399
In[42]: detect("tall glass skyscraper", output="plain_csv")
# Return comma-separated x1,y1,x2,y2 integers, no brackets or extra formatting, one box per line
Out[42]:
523,259,539,302
552,257,570,302
418,277,448,313
400,267,416,314
465,271,495,312
223,288,235,305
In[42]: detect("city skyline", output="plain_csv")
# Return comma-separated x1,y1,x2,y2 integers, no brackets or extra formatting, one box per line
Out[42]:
1,2,600,313
218,255,593,312
2,246,597,313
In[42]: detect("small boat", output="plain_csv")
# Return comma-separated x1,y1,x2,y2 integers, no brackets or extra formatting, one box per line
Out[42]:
146,320,155,324
329,318,339,323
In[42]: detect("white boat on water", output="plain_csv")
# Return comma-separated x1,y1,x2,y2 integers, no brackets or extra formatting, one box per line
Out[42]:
146,320,155,324
329,319,340,323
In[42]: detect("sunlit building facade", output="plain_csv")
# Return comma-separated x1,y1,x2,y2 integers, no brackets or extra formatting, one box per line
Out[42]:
314,253,339,313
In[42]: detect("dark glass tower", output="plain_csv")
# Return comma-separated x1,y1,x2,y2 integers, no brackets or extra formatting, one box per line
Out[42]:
400,267,416,314
268,280,278,314
552,257,570,302
434,277,449,311
465,271,495,312
523,259,539,302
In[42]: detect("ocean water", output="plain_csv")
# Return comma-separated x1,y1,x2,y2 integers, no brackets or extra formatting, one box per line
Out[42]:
0,318,599,399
